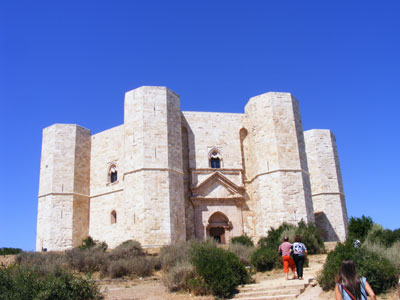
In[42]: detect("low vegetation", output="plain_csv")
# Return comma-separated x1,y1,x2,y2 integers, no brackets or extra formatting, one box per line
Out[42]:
251,221,325,272
15,238,155,279
0,264,103,300
318,216,400,295
0,247,22,255
160,238,251,298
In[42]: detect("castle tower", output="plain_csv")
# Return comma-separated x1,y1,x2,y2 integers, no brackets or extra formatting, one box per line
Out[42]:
244,92,314,237
304,129,348,241
123,86,186,246
36,124,91,251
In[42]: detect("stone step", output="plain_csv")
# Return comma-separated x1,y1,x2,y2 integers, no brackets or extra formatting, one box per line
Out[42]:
240,282,308,291
234,293,298,300
235,288,300,298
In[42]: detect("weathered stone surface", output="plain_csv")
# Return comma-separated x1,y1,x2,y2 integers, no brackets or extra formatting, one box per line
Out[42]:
304,129,348,241
37,86,348,251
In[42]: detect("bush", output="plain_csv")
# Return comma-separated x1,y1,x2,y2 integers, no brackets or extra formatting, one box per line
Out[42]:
159,240,192,271
258,223,295,249
317,241,397,294
228,243,255,266
162,261,195,292
66,246,108,273
365,224,400,248
363,240,400,271
257,221,325,255
0,264,103,300
294,220,325,254
250,247,280,272
0,248,22,255
16,251,66,275
347,215,373,242
231,235,254,247
109,240,144,260
189,242,250,298
79,236,108,251
104,256,154,278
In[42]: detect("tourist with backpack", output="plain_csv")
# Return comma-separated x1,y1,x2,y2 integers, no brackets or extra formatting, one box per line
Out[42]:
335,260,376,300
290,235,307,280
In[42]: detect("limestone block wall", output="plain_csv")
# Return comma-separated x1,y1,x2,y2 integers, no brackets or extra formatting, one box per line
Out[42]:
244,92,314,238
88,125,125,247
123,86,185,247
37,124,91,251
182,112,244,170
304,129,348,241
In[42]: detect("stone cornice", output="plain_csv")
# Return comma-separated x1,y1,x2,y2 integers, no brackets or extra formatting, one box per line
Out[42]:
38,192,89,198
90,189,124,199
123,168,184,178
189,196,245,207
244,169,309,184
312,192,345,197
191,168,242,173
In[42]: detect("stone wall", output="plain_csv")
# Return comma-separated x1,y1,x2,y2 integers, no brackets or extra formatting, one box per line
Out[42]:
123,87,186,247
37,124,90,251
244,92,314,238
304,129,348,241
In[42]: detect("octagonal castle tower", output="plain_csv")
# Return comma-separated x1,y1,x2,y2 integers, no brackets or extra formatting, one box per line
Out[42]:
37,86,348,251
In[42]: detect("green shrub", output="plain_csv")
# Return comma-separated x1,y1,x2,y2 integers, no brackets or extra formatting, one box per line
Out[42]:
228,243,255,266
347,215,373,242
79,236,107,251
257,221,325,254
363,240,400,271
294,220,325,254
250,247,280,272
185,275,211,296
317,241,397,294
365,224,400,248
0,248,22,255
189,242,250,298
109,240,144,260
231,235,254,247
258,223,295,249
0,264,103,300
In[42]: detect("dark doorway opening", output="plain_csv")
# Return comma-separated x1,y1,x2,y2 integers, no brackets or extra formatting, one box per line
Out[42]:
210,227,225,243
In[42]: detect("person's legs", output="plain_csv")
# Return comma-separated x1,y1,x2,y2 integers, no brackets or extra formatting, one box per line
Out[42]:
288,257,296,279
297,256,305,279
282,256,290,279
293,254,300,278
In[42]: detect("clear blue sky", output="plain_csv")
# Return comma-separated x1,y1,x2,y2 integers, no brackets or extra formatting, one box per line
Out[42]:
1,1,399,251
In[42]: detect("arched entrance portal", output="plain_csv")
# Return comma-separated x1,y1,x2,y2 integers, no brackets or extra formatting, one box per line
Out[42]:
207,212,232,244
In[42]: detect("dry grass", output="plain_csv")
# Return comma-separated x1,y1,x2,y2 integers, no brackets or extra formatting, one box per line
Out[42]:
227,243,255,266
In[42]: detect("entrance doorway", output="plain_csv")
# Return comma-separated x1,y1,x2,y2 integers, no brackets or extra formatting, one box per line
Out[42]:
207,212,230,244
210,227,225,243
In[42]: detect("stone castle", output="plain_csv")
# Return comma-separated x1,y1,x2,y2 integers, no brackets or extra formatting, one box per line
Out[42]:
36,86,348,251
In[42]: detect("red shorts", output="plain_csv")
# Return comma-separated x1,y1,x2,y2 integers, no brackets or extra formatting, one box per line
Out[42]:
282,255,295,273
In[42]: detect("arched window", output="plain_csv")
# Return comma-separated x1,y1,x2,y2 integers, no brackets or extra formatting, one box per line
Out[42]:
111,210,117,224
109,165,118,183
209,150,222,168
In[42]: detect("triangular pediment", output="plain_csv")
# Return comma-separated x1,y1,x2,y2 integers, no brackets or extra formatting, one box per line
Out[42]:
190,172,244,199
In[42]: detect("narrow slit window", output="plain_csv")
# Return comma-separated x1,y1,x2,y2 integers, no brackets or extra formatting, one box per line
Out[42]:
111,210,117,224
